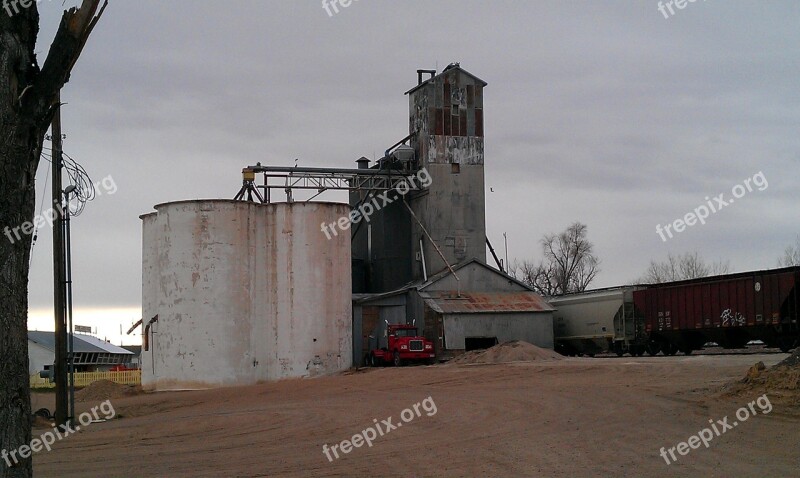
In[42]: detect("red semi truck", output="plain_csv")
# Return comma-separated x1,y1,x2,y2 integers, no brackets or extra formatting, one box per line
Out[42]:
367,324,436,366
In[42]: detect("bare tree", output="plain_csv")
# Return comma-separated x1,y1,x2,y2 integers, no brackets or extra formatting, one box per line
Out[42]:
778,235,800,267
515,222,600,296
639,252,730,284
514,259,558,296
1,2,106,477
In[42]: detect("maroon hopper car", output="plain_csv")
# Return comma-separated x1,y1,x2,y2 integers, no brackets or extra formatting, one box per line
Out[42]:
633,266,800,355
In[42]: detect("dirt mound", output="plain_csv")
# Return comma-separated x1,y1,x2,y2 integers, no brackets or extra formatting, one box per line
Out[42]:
719,357,800,409
448,341,564,365
31,415,55,429
75,379,141,402
777,348,800,368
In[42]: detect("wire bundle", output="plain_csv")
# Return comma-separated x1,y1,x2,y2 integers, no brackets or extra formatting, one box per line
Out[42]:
40,146,96,216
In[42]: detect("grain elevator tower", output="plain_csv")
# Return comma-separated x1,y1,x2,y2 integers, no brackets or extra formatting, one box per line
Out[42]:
351,64,488,293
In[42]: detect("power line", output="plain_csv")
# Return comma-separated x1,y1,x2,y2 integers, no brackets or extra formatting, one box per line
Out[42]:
62,152,95,216
39,146,96,214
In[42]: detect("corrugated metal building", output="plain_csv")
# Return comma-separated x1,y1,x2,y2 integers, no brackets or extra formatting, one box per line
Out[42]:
353,260,555,365
421,291,554,351
28,331,134,374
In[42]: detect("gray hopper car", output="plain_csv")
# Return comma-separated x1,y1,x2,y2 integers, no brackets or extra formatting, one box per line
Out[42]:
549,287,648,357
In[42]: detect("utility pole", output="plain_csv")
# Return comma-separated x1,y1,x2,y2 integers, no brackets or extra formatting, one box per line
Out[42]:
52,93,69,428
65,185,76,426
503,232,509,273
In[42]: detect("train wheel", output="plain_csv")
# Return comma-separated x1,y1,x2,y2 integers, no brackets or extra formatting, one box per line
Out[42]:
555,344,572,357
681,347,693,355
646,342,661,356
777,337,797,353
667,344,678,356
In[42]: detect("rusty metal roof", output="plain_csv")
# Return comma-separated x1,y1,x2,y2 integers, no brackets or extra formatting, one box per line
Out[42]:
421,291,554,314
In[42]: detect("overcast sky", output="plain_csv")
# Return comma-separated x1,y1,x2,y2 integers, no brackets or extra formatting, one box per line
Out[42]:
24,1,800,342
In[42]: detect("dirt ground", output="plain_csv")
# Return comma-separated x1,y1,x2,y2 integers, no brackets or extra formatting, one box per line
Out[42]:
31,352,799,478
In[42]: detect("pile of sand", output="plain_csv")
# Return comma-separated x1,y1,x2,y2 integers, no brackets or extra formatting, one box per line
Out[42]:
719,349,800,409
777,348,800,368
75,379,141,402
448,341,564,365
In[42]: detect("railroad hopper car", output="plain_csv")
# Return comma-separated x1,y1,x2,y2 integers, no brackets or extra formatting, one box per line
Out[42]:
633,266,800,355
550,287,648,357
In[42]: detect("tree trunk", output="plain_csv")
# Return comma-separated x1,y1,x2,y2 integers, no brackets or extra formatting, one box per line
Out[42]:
1,10,46,476
0,2,106,476
0,128,40,477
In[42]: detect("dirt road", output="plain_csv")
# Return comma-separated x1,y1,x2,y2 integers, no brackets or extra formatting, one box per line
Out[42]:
32,353,799,477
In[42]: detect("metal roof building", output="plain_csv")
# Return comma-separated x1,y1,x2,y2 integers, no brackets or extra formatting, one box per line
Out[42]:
353,260,555,365
28,331,134,374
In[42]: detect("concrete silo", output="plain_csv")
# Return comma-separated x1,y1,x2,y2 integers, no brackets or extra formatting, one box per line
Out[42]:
140,200,352,391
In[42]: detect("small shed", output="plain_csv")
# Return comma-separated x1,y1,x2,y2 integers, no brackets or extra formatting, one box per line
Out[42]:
420,290,554,353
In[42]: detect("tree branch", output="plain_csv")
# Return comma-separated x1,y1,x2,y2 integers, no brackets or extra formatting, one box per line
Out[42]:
22,0,107,121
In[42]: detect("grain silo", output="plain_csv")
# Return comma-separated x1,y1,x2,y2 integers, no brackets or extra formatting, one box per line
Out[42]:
140,200,352,391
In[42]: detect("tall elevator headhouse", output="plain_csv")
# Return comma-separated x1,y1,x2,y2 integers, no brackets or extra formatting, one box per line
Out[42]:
351,64,488,293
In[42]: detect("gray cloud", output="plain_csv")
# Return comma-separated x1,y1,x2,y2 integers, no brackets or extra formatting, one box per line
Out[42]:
25,0,800,310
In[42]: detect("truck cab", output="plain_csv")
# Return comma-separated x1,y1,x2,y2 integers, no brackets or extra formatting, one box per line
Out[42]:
367,324,436,366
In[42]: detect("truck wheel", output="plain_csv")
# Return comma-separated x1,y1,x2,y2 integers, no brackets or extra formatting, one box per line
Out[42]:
393,350,402,367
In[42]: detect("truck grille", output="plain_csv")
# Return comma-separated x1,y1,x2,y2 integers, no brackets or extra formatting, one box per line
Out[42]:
409,340,424,352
